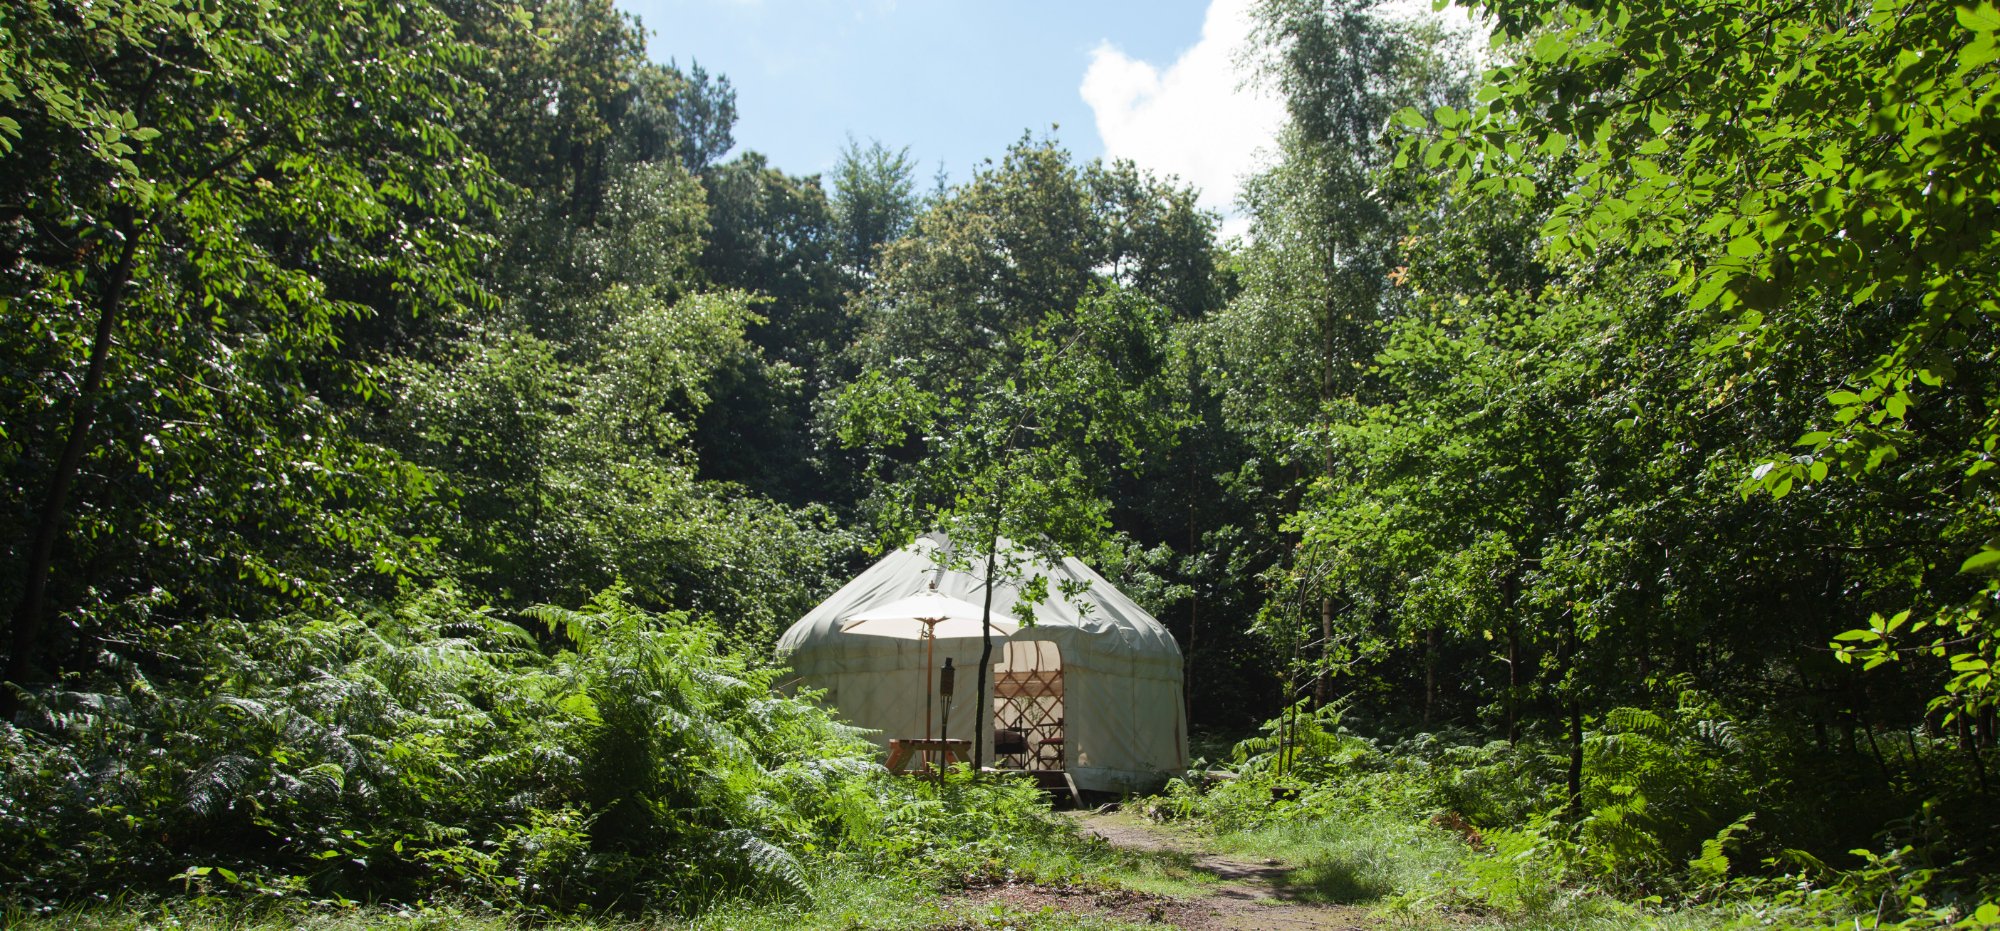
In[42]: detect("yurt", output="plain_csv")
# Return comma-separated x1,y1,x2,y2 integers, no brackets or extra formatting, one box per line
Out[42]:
777,534,1188,795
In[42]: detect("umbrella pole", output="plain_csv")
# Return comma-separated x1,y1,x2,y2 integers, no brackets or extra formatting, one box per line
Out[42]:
925,625,935,744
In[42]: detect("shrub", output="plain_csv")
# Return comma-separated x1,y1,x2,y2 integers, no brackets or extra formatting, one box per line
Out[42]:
0,585,1059,917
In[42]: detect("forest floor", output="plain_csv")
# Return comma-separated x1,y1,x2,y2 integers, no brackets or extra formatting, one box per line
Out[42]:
937,810,1386,930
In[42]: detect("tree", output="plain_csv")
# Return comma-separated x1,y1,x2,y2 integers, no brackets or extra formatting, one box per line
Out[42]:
828,288,1182,765
844,136,1222,395
696,153,847,374
687,152,850,502
1429,0,2000,735
830,137,920,276
0,0,498,699
824,136,1222,534
454,0,644,222
1201,0,1473,706
660,60,738,173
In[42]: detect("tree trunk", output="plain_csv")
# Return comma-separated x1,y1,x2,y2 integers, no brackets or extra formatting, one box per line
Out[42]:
6,229,141,713
1966,702,1990,792
1506,621,1521,744
1560,606,1583,821
1566,700,1584,821
1858,682,1891,782
1316,301,1336,709
1423,624,1440,727
1185,482,1198,729
1904,728,1927,790
1501,571,1520,743
1863,723,1891,782
1315,595,1333,706
974,539,999,772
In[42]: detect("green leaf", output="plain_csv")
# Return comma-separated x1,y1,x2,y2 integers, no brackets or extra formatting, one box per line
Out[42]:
1959,548,2000,574
1963,33,2000,70
1958,3,2000,32
1532,32,1566,62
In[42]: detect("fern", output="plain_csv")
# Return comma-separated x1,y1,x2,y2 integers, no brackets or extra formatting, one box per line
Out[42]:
1605,707,1668,738
0,585,1008,913
184,754,260,817
521,603,598,649
719,829,811,902
1686,812,1756,888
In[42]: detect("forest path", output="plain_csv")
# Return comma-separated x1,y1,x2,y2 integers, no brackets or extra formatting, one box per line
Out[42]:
1074,810,1375,929
943,810,1378,930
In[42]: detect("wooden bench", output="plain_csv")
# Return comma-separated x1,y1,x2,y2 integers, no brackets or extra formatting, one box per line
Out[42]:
885,737,971,774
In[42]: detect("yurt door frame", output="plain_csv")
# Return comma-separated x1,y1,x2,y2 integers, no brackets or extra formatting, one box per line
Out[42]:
993,640,1064,771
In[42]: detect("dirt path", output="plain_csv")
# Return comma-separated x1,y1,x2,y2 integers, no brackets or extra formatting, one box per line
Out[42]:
945,811,1376,930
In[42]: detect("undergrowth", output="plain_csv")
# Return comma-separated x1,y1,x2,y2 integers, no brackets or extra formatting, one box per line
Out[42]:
1140,701,2000,930
0,586,1104,924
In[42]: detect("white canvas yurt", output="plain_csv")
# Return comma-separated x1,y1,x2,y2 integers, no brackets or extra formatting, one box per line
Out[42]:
777,534,1188,795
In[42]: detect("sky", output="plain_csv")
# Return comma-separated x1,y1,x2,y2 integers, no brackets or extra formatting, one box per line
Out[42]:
611,0,1289,227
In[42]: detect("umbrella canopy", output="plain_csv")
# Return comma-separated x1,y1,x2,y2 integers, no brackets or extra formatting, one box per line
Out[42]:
840,591,1020,640
839,589,1018,744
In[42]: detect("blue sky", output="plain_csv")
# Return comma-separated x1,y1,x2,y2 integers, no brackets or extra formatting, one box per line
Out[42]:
611,0,1287,222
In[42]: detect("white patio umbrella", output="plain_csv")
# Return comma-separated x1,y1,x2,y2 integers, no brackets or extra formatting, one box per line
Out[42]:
841,590,1019,740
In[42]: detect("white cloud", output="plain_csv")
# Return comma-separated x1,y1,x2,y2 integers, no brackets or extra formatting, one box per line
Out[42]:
1080,0,1284,235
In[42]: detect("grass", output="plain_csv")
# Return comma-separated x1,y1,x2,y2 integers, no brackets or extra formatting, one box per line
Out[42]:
9,887,1173,931
4,803,1877,931
1190,809,1861,931
1040,813,1224,901
1212,809,1466,905
3,814,1176,931
3,902,553,931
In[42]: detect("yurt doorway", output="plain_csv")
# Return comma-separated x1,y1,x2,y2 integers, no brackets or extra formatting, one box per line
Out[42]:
993,640,1064,771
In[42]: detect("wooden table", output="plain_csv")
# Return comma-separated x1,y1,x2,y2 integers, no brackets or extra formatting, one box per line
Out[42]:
885,737,971,774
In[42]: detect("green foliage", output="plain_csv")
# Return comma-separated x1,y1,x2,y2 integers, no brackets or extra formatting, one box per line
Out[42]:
830,137,920,276
12,0,2000,922
378,284,856,643
687,152,853,502
844,137,1220,397
1200,0,1472,445
0,587,1080,915
1200,3,2000,918
1426,0,2000,726
1149,697,2000,925
834,285,1186,548
0,0,499,685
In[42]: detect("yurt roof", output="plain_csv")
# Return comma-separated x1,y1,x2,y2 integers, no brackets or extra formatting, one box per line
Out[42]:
778,534,1181,678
